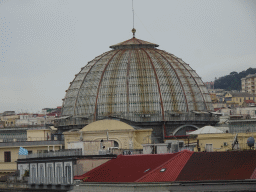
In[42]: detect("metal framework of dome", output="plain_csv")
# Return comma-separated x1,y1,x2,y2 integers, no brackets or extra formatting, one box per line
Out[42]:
56,33,218,142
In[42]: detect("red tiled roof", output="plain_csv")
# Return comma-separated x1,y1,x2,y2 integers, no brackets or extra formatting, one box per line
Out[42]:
244,100,255,104
214,108,221,112
75,150,256,182
137,150,193,182
177,150,256,181
74,152,180,182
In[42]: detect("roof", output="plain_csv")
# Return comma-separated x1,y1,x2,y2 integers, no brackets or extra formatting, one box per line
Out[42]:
74,150,256,182
80,119,134,132
137,150,193,182
229,92,255,97
188,126,223,134
177,150,256,181
246,73,256,78
110,37,159,49
74,152,181,182
244,100,255,104
214,108,221,112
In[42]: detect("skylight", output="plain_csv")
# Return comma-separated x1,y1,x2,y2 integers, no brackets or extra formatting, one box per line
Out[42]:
160,168,166,172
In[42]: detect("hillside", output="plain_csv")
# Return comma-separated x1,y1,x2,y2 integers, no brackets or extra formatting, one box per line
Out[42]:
214,68,256,91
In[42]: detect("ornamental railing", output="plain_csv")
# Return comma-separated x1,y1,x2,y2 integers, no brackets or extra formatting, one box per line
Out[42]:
55,113,219,127
18,149,82,159
28,176,72,185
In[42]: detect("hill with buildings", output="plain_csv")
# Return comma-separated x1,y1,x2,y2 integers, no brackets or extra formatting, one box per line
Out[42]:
214,68,256,91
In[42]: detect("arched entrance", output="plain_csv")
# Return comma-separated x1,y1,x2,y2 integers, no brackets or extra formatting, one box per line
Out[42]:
173,125,199,136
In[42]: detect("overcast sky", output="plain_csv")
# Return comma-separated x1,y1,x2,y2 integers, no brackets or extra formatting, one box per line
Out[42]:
0,0,256,113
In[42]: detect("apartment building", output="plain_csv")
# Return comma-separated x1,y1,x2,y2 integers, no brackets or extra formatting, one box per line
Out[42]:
241,73,256,94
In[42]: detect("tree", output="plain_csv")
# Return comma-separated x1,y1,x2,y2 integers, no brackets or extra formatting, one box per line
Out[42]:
214,68,256,90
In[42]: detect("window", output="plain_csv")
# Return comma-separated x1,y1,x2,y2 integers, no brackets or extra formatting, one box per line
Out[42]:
37,150,42,154
56,165,61,184
205,144,213,152
20,165,24,177
32,166,37,183
179,142,184,149
114,141,119,148
4,151,11,162
48,165,53,184
65,164,72,184
40,165,44,183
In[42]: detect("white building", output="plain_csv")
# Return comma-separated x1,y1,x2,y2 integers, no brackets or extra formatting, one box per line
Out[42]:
241,74,256,94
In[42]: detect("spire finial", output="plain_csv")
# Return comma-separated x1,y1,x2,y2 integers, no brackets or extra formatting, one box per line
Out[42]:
132,28,136,38
132,0,136,38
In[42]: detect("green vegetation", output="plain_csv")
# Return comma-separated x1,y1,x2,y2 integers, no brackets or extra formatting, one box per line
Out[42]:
23,170,29,177
214,68,256,90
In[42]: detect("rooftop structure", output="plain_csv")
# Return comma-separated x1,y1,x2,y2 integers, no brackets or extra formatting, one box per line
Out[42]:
56,30,218,142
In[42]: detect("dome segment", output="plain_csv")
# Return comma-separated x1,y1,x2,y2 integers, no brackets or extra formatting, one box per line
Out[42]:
60,37,216,139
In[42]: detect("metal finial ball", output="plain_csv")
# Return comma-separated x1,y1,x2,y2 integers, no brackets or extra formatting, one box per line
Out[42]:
132,28,136,34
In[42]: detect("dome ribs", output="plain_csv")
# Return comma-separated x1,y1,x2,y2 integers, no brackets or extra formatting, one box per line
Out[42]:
154,49,189,113
170,54,209,111
126,50,132,115
134,49,151,114
65,51,112,117
105,50,127,115
170,56,208,111
141,48,165,122
93,50,125,121
157,50,198,111
147,49,179,113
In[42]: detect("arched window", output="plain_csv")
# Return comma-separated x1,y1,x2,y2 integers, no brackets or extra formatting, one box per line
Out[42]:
114,141,119,148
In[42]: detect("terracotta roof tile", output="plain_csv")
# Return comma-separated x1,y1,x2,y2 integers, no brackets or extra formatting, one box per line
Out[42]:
177,151,256,181
74,153,179,182
137,150,193,182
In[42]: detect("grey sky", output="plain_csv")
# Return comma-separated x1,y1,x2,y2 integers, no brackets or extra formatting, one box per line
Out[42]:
0,0,256,113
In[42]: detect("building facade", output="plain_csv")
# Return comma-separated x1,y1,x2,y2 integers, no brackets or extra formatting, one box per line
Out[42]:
64,119,152,151
0,128,62,177
241,73,256,94
224,92,256,107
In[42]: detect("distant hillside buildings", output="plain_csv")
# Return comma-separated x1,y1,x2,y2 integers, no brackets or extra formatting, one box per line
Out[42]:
0,107,61,128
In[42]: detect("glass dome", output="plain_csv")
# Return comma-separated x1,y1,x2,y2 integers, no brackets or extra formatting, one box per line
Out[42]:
62,37,213,120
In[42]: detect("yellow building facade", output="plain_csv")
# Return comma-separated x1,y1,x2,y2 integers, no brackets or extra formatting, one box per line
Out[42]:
0,128,62,176
27,129,52,141
225,92,255,107
64,119,152,150
176,132,256,152
0,115,19,128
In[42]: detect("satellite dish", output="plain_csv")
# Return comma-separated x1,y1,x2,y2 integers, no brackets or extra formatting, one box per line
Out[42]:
247,137,255,149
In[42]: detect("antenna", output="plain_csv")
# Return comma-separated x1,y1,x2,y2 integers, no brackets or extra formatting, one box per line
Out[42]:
132,0,136,38
132,0,134,29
